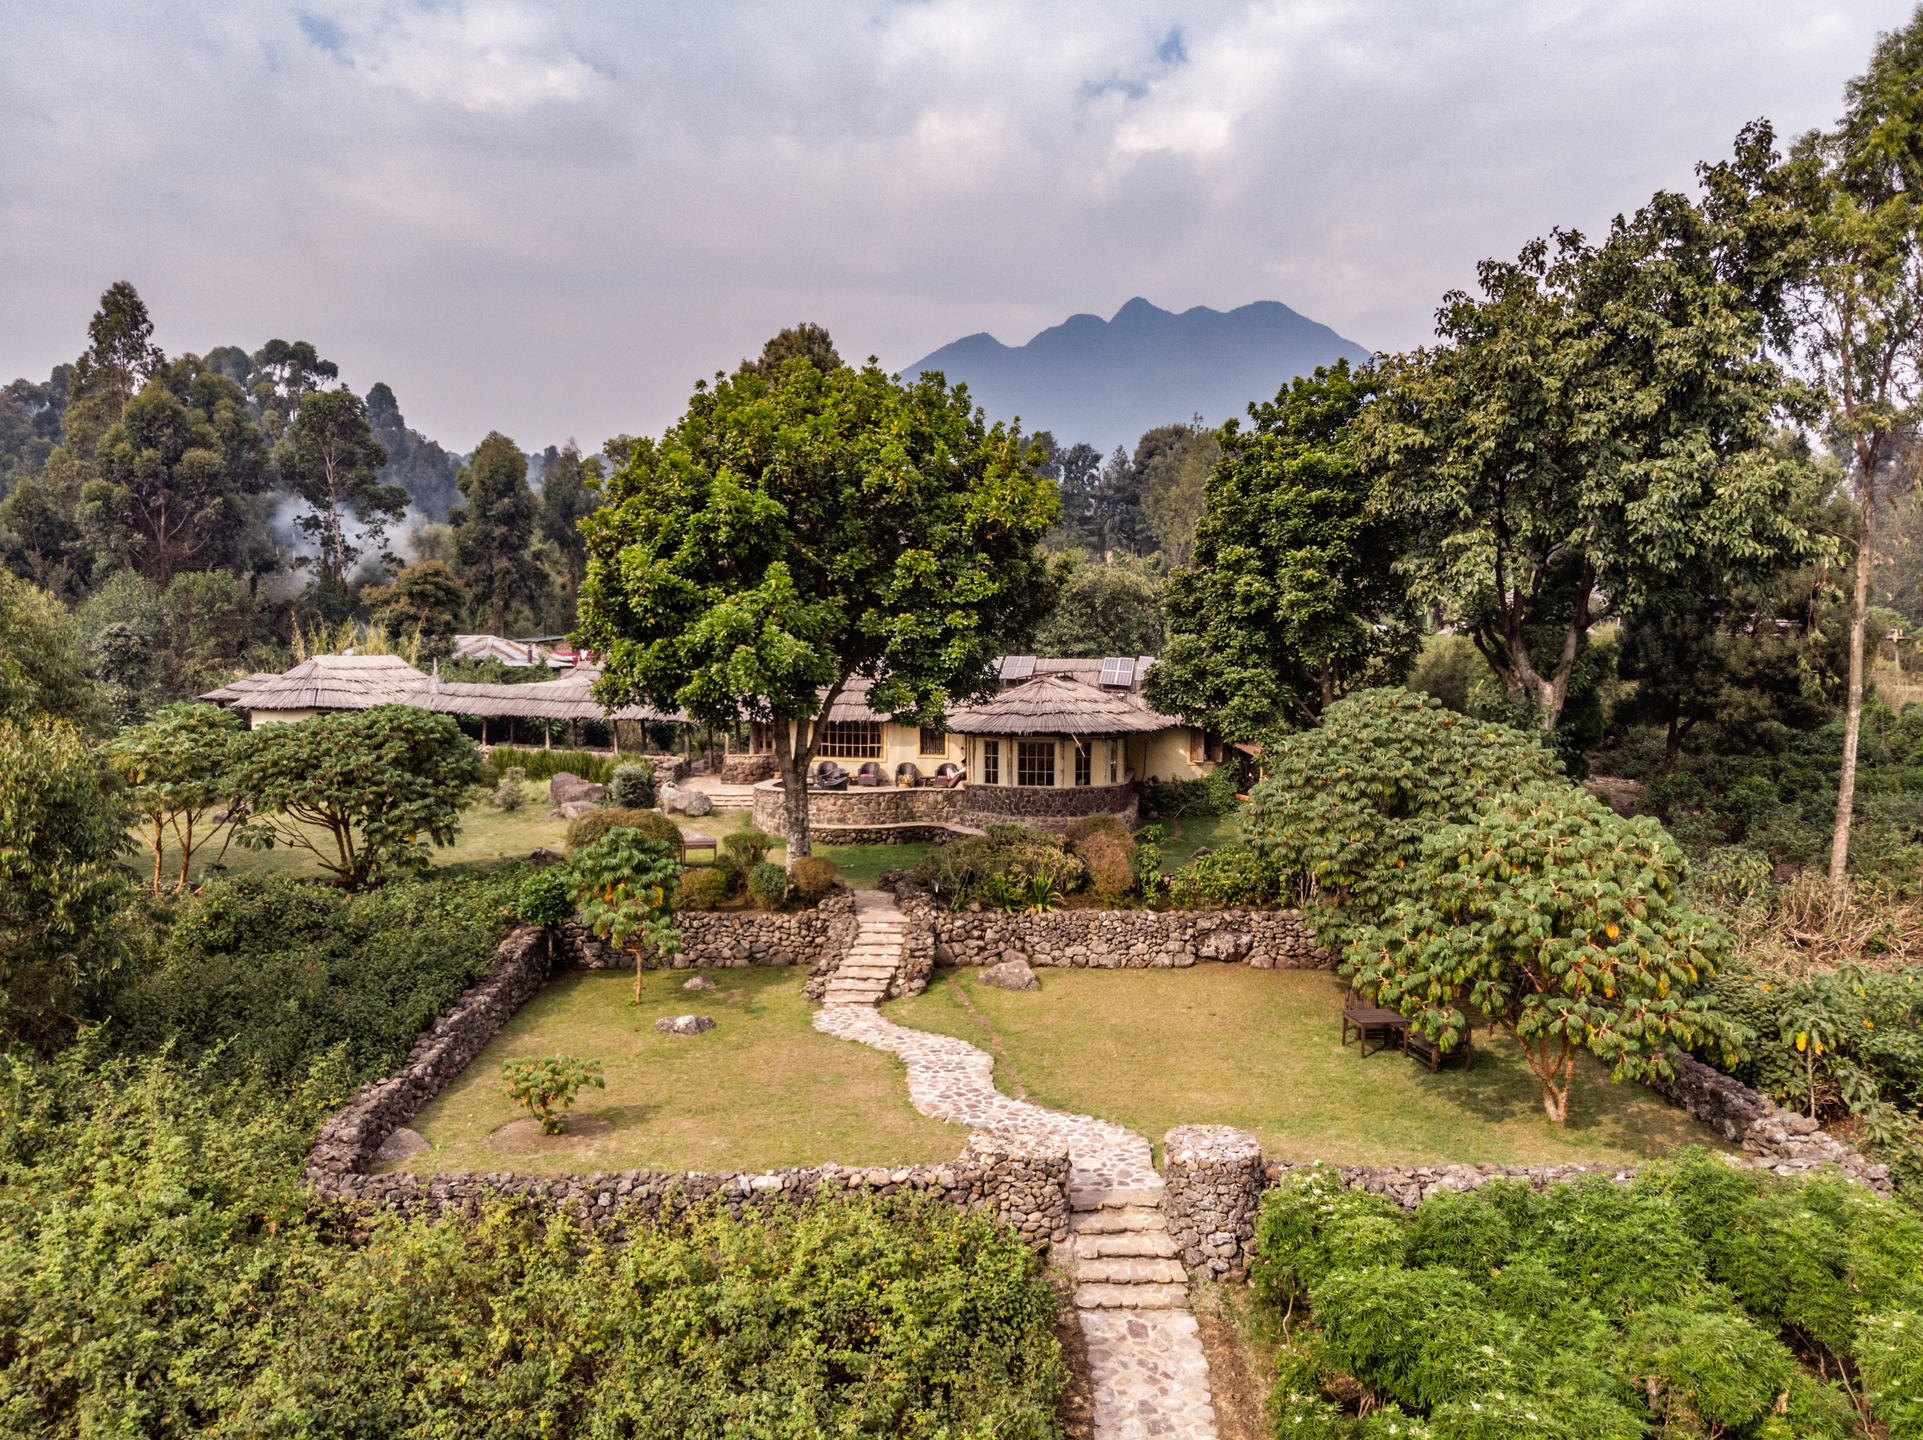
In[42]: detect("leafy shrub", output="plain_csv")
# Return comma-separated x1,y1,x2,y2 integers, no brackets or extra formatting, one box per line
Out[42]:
492,775,525,811
1692,843,1775,913
566,806,684,859
790,855,838,902
1164,846,1279,907
748,861,790,909
1207,762,1241,814
608,760,656,809
0,1050,1068,1438
487,745,616,786
1348,783,1738,1124
114,871,523,1085
516,868,575,927
723,829,778,867
500,1055,604,1133
1246,687,1561,925
570,830,682,1001
676,867,732,910
1140,777,1214,818
1063,813,1130,848
1076,829,1139,900
714,851,748,895
1249,1155,1916,1438
915,826,1084,906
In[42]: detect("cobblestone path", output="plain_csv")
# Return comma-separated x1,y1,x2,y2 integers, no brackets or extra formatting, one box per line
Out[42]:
814,901,1218,1439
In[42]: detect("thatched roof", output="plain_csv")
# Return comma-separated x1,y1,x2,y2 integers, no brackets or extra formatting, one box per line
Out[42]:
945,673,1177,736
200,657,688,724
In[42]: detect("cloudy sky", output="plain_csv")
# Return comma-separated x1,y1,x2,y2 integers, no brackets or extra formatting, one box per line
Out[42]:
0,1,1911,455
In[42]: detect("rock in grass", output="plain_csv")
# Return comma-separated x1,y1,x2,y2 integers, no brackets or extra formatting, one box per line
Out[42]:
979,959,1039,991
376,1127,429,1161
682,974,716,992
655,1014,716,1035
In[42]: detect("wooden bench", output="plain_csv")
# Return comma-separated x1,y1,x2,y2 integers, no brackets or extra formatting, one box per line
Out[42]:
680,831,717,863
1403,1023,1473,1072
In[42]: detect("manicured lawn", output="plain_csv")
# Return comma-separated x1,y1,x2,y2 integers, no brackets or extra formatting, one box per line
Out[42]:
1159,808,1246,873
390,967,966,1173
890,965,1728,1167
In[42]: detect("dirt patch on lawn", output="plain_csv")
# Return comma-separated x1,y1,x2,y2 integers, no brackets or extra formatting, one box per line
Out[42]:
486,1113,616,1154
1193,1282,1271,1440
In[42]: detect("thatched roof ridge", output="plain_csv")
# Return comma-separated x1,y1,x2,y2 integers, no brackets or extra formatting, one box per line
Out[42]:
200,656,688,724
945,673,1176,736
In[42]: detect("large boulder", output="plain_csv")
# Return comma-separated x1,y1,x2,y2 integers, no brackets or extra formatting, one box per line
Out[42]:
979,959,1039,991
654,1014,716,1035
548,771,607,807
661,783,714,817
682,974,716,992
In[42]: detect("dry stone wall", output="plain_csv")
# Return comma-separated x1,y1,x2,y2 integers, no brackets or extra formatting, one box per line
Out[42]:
921,904,1328,971
555,891,857,972
1162,1125,1265,1280
1644,1051,1889,1188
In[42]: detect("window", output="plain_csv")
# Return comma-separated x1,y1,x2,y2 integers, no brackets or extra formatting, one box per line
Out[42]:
983,739,999,785
819,721,882,758
1108,741,1119,784
748,720,776,754
1017,740,1055,787
1074,744,1091,786
1189,727,1206,764
919,726,947,756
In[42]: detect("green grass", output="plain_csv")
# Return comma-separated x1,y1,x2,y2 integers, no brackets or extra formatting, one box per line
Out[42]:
890,966,1728,1167
1159,808,1246,872
392,967,967,1173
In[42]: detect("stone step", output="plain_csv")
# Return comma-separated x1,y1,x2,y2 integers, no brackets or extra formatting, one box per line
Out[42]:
837,966,898,978
823,987,886,1002
1076,1256,1188,1285
1074,1282,1189,1311
1072,1206,1168,1234
1070,1184,1165,1211
1075,1232,1178,1259
825,979,887,992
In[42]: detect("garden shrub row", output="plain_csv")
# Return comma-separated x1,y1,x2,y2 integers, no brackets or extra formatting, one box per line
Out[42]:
486,745,618,787
0,1047,1067,1439
1255,1152,1923,1438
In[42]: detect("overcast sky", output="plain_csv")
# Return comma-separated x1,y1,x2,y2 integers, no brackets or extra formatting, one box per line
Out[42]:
0,1,1912,456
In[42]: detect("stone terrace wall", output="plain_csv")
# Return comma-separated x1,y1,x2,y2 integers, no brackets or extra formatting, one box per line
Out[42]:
557,891,857,972
752,777,1138,837
1646,1052,1889,1188
961,780,1138,828
1162,1125,1265,1280
317,1127,1072,1249
921,905,1328,971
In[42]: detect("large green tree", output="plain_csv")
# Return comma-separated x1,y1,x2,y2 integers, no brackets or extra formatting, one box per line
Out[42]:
62,282,164,458
1034,555,1164,658
230,705,485,890
78,358,273,584
1786,13,1923,888
365,381,463,521
1363,142,1818,732
578,355,1059,856
248,339,338,442
451,432,547,636
106,702,245,894
1147,362,1418,738
362,560,465,650
539,440,602,614
1136,420,1219,567
278,388,401,589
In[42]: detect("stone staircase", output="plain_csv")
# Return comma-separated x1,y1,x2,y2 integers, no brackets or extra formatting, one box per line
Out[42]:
820,891,909,1005
1064,1185,1191,1312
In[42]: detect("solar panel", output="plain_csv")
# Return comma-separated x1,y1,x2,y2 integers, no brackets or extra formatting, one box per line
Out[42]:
1000,655,1036,681
1099,657,1135,688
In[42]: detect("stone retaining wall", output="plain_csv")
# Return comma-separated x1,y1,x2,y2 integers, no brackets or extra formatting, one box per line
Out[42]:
752,777,1139,838
720,754,778,784
1645,1051,1888,1188
1162,1125,1266,1280
317,1127,1071,1248
921,905,1328,971
961,779,1138,826
556,891,858,972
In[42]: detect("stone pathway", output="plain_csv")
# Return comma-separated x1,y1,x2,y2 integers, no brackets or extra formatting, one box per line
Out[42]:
820,891,910,1005
813,901,1217,1438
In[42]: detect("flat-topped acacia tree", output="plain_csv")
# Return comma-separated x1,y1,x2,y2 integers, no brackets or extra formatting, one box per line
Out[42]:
577,350,1059,859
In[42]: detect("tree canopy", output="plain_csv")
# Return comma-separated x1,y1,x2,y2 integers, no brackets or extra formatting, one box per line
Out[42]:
278,387,400,589
1147,362,1418,739
452,431,547,636
578,353,1059,855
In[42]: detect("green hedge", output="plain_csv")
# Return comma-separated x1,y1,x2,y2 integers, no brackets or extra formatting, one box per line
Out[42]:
0,1049,1067,1438
107,870,525,1085
1255,1153,1923,1438
487,745,617,786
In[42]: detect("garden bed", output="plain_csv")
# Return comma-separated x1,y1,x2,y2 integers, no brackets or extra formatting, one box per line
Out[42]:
890,966,1731,1167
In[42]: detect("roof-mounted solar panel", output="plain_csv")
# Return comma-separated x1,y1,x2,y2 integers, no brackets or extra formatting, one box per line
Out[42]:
1000,655,1036,682
1099,656,1136,688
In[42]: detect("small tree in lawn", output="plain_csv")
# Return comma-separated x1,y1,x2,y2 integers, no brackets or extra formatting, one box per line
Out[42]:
569,828,681,1003
1347,784,1742,1123
501,1056,604,1135
105,702,246,894
576,341,1059,860
230,705,486,891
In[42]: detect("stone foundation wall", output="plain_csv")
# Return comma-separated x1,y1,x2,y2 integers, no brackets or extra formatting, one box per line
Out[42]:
1644,1052,1888,1187
752,777,1140,838
1162,1126,1265,1280
924,905,1328,971
316,1127,1071,1249
556,891,858,972
960,780,1138,827
721,753,778,784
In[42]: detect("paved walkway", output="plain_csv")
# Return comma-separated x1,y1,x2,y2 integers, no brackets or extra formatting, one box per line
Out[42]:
812,891,1217,1439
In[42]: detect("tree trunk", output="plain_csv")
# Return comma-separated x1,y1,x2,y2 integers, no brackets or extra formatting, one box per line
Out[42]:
1830,477,1876,893
152,816,165,897
773,720,813,861
176,813,194,891
1522,1038,1575,1123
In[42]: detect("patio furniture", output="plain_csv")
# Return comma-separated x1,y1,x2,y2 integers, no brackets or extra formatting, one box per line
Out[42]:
680,830,717,864
928,762,966,789
813,761,849,790
853,761,886,787
1403,1022,1473,1072
1341,989,1411,1058
894,761,921,786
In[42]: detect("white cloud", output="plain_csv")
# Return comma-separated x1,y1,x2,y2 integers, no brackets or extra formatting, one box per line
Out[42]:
305,1,605,112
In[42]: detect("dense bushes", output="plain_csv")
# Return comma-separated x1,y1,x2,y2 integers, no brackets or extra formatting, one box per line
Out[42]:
0,1049,1068,1438
566,805,685,858
1256,1154,1923,1438
790,854,839,902
675,867,732,909
486,745,616,786
1165,846,1285,908
608,760,656,808
108,871,524,1084
916,823,1087,908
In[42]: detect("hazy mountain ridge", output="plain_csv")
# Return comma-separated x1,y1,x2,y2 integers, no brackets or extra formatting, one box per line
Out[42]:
903,297,1371,453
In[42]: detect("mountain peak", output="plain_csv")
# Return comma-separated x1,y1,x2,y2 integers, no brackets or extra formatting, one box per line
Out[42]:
902,299,1368,454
